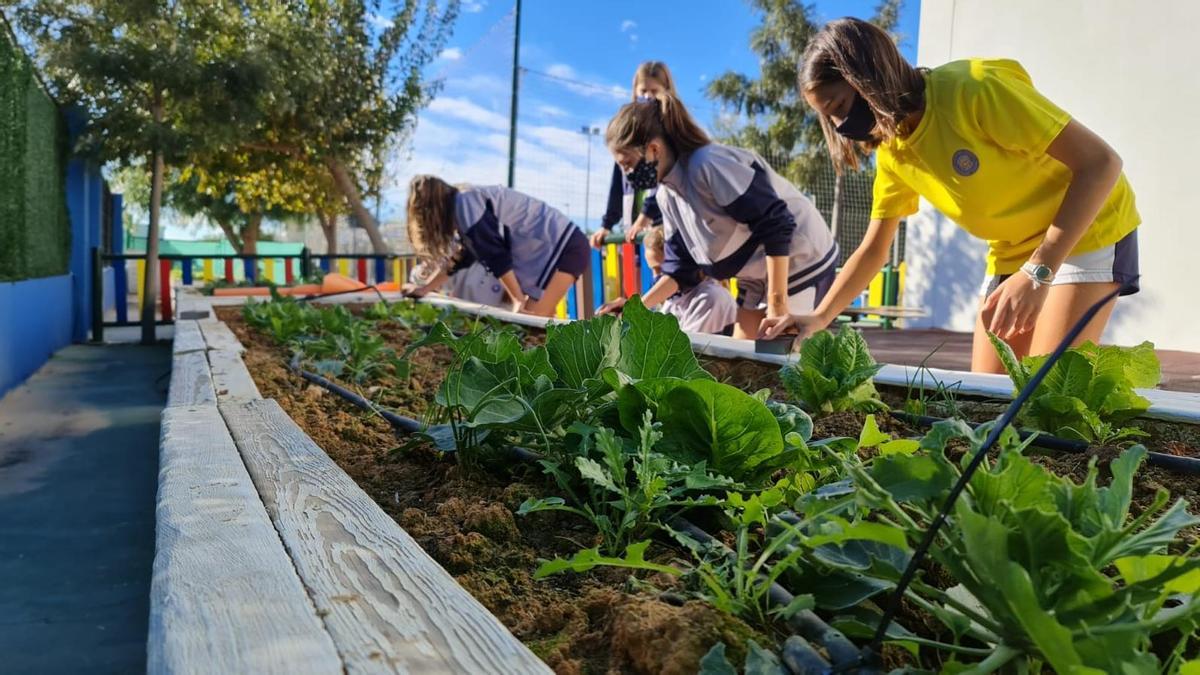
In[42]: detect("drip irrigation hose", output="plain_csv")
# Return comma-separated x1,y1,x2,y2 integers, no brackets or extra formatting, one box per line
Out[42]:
669,517,872,674
891,411,1200,475
854,280,1137,669
288,355,422,433
300,284,390,306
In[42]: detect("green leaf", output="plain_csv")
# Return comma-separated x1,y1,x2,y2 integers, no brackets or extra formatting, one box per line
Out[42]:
768,594,816,621
576,456,620,494
546,314,621,388
869,453,956,502
532,540,682,579
1115,555,1200,593
697,643,737,675
616,377,687,433
858,414,890,448
988,330,1028,389
656,380,785,482
618,295,710,380
744,640,786,675
766,399,814,443
879,439,920,456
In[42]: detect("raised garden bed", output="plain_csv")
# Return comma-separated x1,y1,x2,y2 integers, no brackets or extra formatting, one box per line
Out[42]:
213,294,1200,674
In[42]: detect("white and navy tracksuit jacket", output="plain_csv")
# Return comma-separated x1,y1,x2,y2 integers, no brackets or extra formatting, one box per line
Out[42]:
656,144,838,311
450,185,580,301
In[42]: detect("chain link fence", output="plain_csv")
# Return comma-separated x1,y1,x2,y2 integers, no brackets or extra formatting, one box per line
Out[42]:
760,151,905,267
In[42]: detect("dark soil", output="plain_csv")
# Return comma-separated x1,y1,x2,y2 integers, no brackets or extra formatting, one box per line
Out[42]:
220,304,1200,671
220,307,764,674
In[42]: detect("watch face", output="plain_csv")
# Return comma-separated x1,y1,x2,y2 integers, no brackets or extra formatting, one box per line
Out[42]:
1036,265,1053,281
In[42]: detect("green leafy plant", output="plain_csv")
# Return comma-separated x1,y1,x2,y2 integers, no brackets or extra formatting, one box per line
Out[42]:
698,640,785,675
780,325,886,416
519,417,730,556
792,419,1200,672
989,333,1160,443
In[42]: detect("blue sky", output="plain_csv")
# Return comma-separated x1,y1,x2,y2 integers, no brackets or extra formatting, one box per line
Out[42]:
384,0,921,232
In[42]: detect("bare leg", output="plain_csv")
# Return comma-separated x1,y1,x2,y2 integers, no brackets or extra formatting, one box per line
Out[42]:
733,307,765,339
522,271,578,317
1028,282,1120,355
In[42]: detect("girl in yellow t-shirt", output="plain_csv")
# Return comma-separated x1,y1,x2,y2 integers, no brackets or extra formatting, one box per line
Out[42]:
761,18,1141,373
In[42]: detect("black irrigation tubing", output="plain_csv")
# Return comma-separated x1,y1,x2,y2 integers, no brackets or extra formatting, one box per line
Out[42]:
299,284,390,305
891,411,1200,475
297,360,864,672
668,517,872,674
287,355,422,434
853,279,1138,669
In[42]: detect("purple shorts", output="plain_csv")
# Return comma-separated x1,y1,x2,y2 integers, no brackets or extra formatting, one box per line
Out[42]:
983,229,1140,297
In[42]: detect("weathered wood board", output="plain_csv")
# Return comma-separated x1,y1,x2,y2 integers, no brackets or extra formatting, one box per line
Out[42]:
221,398,552,675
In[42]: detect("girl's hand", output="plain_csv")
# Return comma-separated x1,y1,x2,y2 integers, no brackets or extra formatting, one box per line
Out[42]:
510,297,525,314
589,228,611,249
625,220,646,243
983,273,1050,339
401,283,428,299
758,313,830,340
597,297,627,316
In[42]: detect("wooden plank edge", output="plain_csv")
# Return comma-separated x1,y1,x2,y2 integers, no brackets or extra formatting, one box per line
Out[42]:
207,348,262,403
220,398,553,675
166,351,217,408
149,405,342,674
172,320,207,356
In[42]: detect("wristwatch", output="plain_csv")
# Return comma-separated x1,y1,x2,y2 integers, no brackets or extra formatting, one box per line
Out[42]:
1020,261,1055,289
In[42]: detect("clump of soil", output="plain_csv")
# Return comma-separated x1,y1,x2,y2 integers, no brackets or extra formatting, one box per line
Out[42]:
219,307,763,673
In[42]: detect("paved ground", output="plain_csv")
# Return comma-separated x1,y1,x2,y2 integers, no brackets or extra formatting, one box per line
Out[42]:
0,344,168,674
862,328,1200,393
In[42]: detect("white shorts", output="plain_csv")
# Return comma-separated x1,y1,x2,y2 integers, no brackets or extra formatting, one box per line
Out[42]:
981,230,1140,297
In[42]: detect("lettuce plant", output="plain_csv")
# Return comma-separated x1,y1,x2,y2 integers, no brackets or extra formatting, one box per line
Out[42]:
989,334,1160,444
779,326,886,416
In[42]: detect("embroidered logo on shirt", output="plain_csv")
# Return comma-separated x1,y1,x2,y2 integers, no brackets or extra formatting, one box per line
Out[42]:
952,149,980,176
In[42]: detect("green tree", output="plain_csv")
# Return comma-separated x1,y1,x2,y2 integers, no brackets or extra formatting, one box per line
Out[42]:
244,0,459,253
705,0,904,185
7,0,268,343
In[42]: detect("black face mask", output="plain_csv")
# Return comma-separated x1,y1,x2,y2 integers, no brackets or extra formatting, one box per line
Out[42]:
834,93,876,141
626,152,659,190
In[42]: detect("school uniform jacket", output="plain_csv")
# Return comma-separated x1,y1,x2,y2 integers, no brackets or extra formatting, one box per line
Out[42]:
600,163,663,231
451,185,579,300
656,143,838,294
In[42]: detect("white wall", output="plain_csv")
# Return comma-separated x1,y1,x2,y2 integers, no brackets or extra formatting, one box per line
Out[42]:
908,0,1200,352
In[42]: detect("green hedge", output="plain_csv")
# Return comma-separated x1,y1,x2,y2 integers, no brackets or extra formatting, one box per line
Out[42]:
0,28,70,281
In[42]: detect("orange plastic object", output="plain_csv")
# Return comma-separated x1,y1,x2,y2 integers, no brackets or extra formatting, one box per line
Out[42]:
212,284,323,297
319,273,368,293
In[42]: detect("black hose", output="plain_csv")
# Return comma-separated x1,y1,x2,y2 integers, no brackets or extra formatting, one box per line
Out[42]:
288,357,423,434
858,280,1136,667
891,411,1200,475
300,284,389,305
668,517,872,673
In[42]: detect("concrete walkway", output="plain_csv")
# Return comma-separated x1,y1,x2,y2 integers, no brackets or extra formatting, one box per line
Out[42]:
0,344,168,674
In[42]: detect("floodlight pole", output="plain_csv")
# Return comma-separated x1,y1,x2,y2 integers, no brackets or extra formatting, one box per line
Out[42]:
506,0,521,188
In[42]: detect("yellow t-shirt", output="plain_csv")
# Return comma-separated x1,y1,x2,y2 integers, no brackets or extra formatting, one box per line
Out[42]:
871,58,1140,275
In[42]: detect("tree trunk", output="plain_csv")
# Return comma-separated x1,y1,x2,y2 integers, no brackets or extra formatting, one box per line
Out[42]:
214,216,244,252
319,212,338,255
241,213,262,255
142,98,165,344
326,157,388,253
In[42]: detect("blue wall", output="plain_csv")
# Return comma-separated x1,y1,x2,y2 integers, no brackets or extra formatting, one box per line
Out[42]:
65,110,105,344
0,275,74,396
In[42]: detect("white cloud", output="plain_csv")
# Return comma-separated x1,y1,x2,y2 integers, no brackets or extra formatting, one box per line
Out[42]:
620,20,637,32
546,63,575,79
426,96,509,132
462,0,486,13
438,47,462,62
367,12,394,29
699,74,708,82
536,104,568,118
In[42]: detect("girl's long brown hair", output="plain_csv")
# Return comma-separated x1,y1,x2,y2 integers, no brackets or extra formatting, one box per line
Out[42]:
800,17,926,172
606,93,709,156
406,175,459,261
631,61,678,100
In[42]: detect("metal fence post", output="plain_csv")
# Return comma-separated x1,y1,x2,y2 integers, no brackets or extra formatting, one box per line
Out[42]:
91,247,103,342
300,247,311,279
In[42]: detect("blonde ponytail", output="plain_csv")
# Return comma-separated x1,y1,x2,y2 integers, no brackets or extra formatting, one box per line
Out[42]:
606,93,709,155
